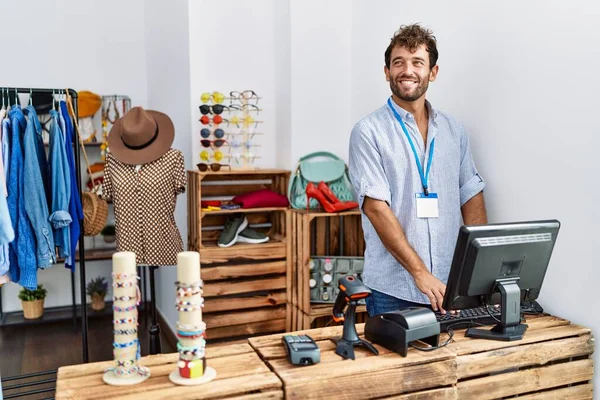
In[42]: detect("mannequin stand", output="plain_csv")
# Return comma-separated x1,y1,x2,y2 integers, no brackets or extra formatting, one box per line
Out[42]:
148,265,161,354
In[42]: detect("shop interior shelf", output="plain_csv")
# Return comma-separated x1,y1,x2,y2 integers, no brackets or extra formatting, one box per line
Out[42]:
201,207,288,217
0,301,116,327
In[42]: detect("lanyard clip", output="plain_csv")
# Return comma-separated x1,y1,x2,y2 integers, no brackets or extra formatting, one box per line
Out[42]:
424,187,429,196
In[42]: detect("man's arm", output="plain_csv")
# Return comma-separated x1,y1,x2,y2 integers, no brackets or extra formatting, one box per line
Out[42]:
362,196,449,312
461,191,487,225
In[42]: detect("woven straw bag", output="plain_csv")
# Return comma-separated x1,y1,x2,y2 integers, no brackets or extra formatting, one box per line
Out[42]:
66,91,109,236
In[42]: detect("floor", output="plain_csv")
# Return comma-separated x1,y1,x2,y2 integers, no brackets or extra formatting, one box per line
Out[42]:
0,308,174,399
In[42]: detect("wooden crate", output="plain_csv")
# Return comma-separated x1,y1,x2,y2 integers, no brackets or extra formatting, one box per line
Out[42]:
249,313,595,399
187,169,293,339
449,314,595,399
291,209,368,330
56,343,283,399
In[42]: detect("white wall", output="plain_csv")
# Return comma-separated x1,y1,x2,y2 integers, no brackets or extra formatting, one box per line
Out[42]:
289,0,353,164
188,0,278,170
351,0,599,390
143,0,192,332
1,0,148,312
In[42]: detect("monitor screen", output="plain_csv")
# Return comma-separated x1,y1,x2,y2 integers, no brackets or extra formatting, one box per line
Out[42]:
443,220,560,311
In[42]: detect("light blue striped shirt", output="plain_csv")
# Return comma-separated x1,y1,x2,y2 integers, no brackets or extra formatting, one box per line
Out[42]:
349,98,485,304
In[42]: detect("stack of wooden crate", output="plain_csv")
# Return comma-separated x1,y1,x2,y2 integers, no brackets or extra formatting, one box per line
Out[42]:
187,169,292,341
290,209,368,330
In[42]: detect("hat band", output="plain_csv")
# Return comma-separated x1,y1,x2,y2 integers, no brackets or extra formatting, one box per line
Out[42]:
121,120,159,151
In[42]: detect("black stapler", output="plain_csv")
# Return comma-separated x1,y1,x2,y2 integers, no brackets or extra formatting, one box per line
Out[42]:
364,307,440,357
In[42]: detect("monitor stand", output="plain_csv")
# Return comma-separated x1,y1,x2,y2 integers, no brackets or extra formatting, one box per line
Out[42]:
465,277,528,341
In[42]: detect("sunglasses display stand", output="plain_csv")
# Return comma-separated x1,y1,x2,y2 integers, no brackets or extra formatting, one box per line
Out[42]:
198,90,263,172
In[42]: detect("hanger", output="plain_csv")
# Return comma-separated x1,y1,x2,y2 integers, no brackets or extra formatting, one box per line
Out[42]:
1,88,5,111
29,88,33,106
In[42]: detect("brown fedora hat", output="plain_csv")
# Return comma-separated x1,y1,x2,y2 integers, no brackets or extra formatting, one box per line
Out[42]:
108,106,175,165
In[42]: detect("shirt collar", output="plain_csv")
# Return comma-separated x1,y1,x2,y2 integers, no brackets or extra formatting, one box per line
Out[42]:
387,97,438,122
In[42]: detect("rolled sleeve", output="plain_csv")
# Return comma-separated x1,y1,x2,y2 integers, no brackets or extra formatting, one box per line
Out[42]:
49,210,73,229
458,123,486,206
348,122,392,208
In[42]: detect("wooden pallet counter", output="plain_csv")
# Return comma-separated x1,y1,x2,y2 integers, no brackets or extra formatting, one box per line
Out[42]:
249,313,594,399
55,343,282,399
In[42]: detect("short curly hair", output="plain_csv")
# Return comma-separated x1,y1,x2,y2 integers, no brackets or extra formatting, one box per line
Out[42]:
385,24,438,69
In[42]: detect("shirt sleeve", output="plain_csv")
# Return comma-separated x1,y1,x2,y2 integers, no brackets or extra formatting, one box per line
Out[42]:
100,154,114,201
348,122,392,209
173,151,187,195
458,123,486,206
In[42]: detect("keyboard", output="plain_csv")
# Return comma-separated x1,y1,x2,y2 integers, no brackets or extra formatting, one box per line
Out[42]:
436,300,544,332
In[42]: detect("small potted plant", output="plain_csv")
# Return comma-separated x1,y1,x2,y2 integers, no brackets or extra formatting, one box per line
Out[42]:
86,276,109,311
19,284,48,319
101,224,116,243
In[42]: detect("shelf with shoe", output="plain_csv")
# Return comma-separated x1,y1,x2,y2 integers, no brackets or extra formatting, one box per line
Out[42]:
187,168,293,340
289,182,368,331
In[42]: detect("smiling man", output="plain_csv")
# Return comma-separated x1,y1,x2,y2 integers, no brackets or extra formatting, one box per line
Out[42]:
349,24,488,316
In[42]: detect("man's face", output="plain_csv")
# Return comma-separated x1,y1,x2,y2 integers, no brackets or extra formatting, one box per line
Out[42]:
385,44,438,102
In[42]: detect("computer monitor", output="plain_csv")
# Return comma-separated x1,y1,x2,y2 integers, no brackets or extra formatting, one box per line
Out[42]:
442,219,560,341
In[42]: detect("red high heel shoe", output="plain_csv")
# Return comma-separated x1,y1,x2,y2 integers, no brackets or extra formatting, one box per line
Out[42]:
318,181,359,210
306,182,359,213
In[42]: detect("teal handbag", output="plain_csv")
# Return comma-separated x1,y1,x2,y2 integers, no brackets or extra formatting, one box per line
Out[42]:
287,151,356,210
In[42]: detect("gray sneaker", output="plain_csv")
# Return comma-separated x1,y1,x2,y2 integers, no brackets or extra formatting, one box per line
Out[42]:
237,227,270,244
218,214,248,247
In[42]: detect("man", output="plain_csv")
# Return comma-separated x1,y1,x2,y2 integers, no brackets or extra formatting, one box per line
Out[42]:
349,24,487,316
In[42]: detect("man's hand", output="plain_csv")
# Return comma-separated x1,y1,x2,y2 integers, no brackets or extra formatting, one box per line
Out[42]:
414,271,447,313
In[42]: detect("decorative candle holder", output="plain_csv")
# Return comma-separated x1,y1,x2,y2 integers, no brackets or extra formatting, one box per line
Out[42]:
169,251,216,385
103,252,151,386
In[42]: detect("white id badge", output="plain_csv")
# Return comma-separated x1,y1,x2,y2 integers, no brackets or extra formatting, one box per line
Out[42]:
416,193,439,218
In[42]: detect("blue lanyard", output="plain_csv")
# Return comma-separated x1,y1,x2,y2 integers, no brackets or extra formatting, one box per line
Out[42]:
387,98,435,196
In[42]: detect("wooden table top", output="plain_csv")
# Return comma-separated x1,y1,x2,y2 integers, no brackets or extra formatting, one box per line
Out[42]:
247,314,594,400
56,343,282,400
55,313,594,400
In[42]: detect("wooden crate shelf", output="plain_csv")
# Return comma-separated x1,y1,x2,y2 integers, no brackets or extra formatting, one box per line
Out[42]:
291,209,368,330
187,169,293,340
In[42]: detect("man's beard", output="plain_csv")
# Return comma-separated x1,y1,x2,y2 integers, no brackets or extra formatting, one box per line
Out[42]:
390,76,429,102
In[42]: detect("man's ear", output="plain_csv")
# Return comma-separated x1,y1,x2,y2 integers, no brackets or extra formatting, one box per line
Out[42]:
384,65,391,82
429,64,439,82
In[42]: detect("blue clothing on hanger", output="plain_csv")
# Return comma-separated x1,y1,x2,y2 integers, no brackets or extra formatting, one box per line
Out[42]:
60,100,82,271
48,110,72,259
0,170,14,276
23,105,56,269
0,118,12,277
7,105,37,289
2,118,10,182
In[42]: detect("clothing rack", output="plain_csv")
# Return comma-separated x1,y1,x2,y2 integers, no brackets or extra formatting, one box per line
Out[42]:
0,87,88,399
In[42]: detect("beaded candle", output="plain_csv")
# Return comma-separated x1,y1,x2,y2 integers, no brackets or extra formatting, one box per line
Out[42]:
103,252,150,386
169,251,216,385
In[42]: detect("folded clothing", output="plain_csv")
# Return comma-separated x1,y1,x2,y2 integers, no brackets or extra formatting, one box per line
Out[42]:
232,189,289,208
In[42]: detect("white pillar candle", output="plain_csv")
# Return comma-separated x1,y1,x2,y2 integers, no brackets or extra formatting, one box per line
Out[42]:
112,252,139,371
177,252,203,327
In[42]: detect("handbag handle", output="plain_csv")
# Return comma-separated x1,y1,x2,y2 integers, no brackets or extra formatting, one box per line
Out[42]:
298,151,342,163
65,89,97,193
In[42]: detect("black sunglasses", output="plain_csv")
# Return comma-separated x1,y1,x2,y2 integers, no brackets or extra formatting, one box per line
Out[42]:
197,163,230,172
199,104,229,115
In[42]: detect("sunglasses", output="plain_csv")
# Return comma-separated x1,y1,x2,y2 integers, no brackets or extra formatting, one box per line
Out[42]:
241,104,261,114
200,128,225,139
197,163,231,172
200,91,225,104
200,150,224,162
229,137,254,150
201,139,227,148
199,115,228,125
199,104,230,115
230,90,259,104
